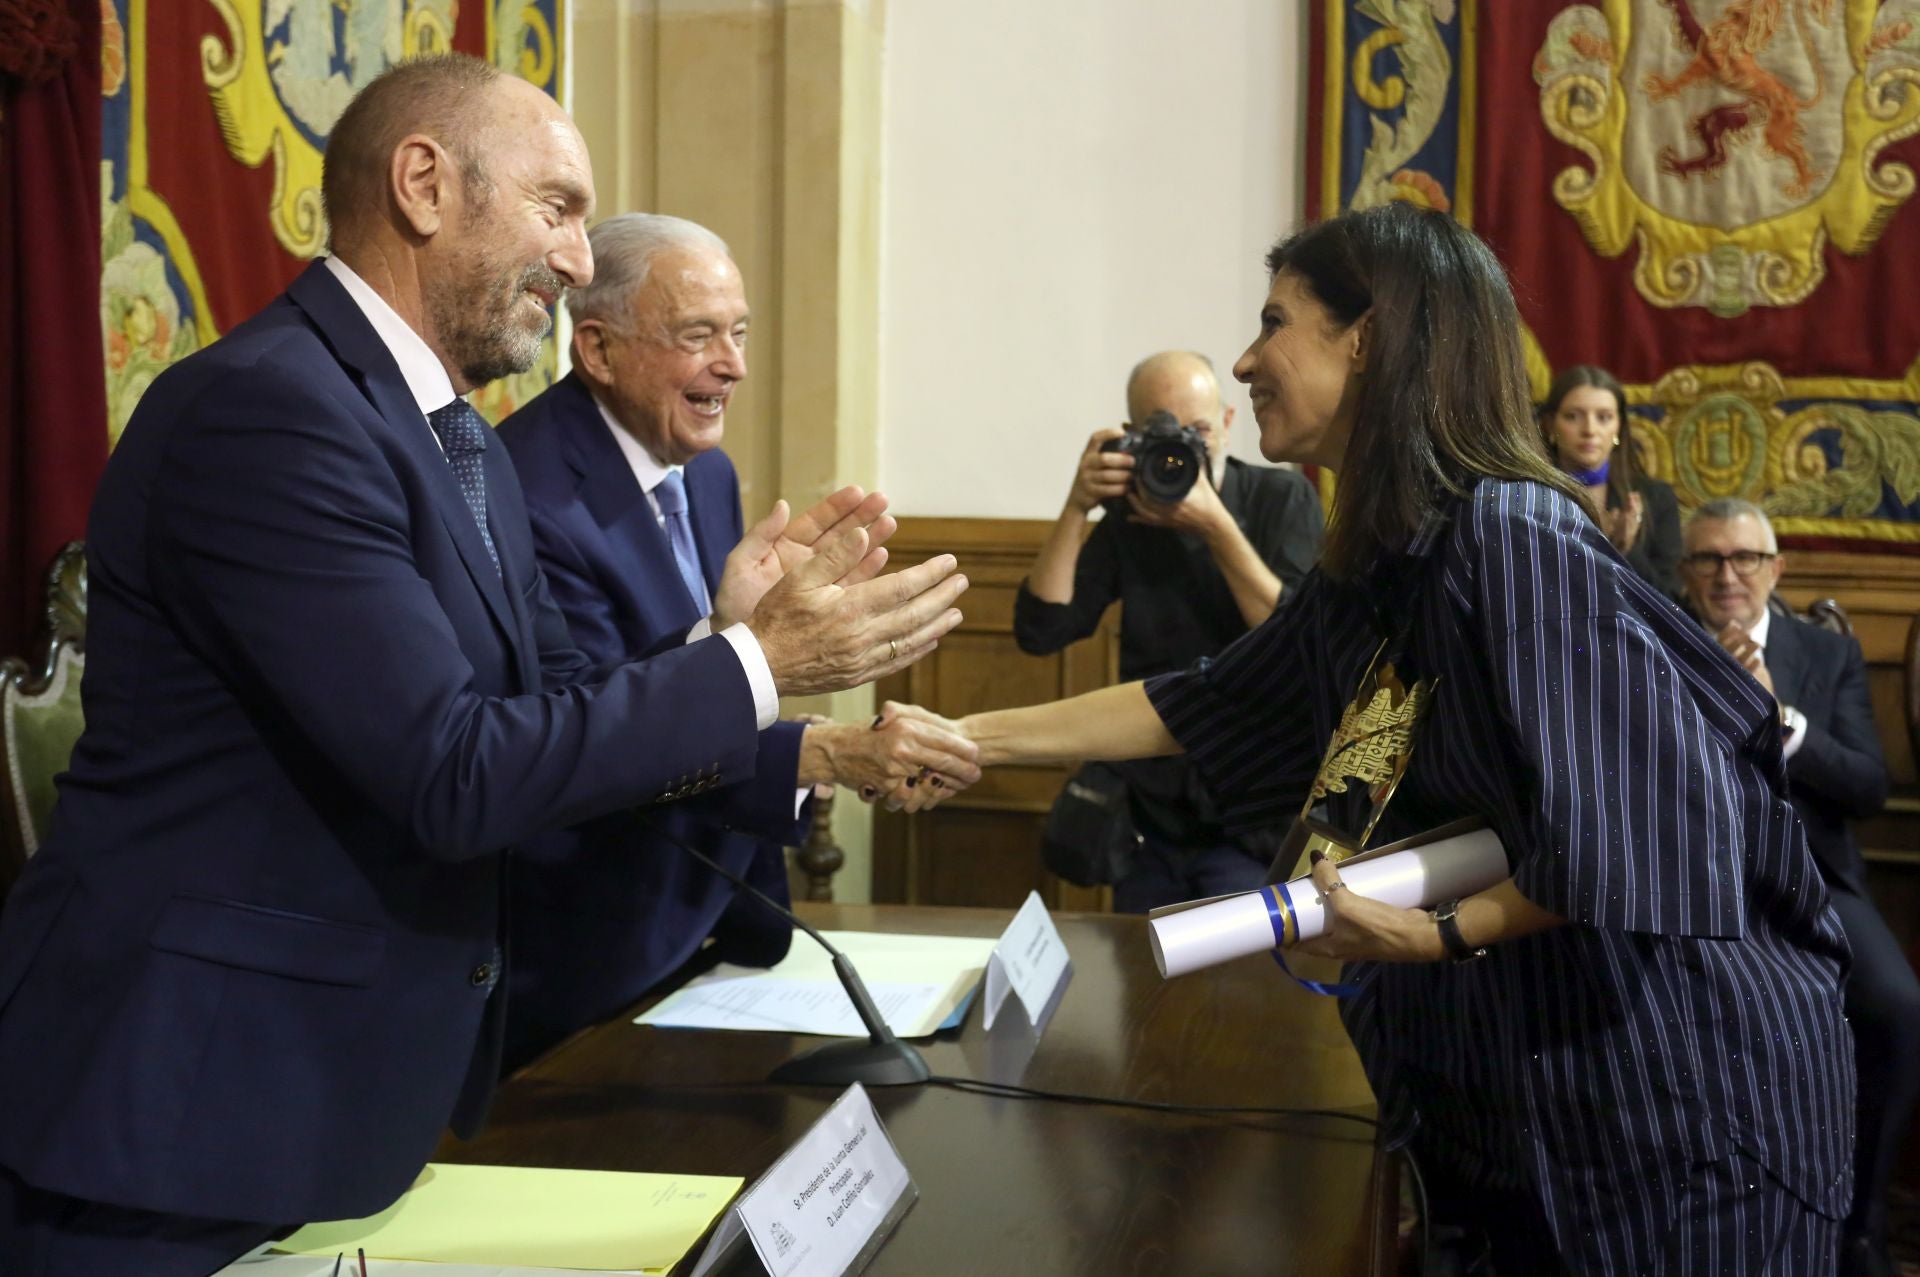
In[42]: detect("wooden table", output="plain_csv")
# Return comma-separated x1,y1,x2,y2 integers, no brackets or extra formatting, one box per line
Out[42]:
437,903,1397,1276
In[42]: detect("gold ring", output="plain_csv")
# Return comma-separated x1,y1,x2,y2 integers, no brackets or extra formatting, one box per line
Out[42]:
889,638,898,661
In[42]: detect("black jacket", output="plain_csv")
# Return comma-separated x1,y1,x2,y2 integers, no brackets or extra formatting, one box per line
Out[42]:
1768,605,1890,894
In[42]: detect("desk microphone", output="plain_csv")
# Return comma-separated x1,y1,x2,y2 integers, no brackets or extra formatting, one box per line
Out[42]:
646,820,931,1087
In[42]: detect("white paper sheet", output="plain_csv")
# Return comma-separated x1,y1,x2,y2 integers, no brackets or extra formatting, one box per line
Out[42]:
637,930,994,1038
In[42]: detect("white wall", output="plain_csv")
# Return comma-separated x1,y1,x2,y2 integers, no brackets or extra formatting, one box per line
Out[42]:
878,1,1309,519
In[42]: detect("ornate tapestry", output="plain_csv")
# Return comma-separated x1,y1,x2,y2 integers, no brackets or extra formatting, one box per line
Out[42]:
1308,0,1920,551
99,0,566,439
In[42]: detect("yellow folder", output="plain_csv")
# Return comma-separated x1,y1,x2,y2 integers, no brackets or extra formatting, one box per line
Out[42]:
276,1163,743,1272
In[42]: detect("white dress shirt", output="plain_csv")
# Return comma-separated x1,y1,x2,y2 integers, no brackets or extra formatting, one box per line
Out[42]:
323,255,455,422
321,254,777,730
1747,608,1808,760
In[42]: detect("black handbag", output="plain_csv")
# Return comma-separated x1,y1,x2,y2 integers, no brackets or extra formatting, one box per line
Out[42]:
1041,761,1141,887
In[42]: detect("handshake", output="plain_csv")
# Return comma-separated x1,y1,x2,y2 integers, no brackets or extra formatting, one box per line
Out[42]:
793,702,975,814
709,483,979,814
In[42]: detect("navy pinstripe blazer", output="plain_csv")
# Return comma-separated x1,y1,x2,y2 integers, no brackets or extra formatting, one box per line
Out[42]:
1149,479,1853,1256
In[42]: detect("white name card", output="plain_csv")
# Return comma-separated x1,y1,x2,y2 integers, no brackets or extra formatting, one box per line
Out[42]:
983,891,1071,1031
690,1083,915,1277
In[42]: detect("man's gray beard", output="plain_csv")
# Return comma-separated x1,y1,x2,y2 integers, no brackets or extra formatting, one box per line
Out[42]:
428,270,552,389
457,306,549,387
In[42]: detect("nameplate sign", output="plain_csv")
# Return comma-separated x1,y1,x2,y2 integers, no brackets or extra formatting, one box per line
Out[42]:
690,1083,916,1277
983,891,1072,1031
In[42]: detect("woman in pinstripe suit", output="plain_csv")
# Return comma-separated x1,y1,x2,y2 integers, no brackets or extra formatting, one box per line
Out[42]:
945,205,1853,1274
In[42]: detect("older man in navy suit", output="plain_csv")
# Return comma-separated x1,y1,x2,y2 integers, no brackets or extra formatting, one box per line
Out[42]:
496,216,960,1067
0,57,974,1276
1683,497,1914,1277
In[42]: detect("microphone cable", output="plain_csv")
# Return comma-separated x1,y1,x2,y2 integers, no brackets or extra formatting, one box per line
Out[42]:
638,816,1425,1262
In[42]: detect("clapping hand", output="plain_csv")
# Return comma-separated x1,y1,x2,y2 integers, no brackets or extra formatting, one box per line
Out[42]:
1598,491,1645,553
711,486,895,630
748,520,967,698
1714,620,1775,694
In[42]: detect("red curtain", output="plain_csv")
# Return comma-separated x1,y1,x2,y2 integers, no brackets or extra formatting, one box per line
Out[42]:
0,0,106,658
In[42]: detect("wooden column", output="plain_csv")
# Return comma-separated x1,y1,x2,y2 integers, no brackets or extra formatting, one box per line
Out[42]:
570,0,888,897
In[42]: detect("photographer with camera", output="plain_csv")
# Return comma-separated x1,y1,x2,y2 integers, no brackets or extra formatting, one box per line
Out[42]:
1015,351,1323,911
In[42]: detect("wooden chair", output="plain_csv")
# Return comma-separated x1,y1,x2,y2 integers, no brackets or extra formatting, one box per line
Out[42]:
1805,597,1855,638
788,786,844,902
1,542,87,896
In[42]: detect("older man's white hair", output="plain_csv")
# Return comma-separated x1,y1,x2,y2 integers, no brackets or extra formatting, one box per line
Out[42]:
567,213,731,328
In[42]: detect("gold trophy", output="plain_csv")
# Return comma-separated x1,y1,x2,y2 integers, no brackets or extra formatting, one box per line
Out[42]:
1148,639,1505,976
1271,639,1436,886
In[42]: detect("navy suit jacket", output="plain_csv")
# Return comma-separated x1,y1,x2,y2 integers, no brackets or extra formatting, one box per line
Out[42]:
1768,606,1890,895
496,374,800,1068
0,264,778,1225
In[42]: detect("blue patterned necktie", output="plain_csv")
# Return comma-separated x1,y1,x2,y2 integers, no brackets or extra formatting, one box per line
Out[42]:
426,399,499,576
652,470,710,615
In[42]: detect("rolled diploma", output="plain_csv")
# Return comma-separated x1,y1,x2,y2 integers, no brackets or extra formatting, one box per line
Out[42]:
1148,827,1508,979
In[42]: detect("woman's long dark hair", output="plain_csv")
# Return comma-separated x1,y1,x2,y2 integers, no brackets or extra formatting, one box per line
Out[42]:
1540,364,1635,513
1266,204,1584,580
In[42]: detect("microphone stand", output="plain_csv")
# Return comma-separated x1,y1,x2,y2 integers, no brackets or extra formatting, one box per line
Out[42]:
652,822,930,1087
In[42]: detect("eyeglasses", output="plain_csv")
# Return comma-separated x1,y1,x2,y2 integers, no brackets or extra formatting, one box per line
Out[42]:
1680,550,1776,577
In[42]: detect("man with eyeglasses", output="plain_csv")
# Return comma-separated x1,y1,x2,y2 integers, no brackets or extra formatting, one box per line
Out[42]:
1681,496,1912,1277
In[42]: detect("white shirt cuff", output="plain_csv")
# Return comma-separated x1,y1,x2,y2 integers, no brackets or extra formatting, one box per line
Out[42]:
715,622,779,730
1780,706,1808,760
794,788,812,820
686,616,713,643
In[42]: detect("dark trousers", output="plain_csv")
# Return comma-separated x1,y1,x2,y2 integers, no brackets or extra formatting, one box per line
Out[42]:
1110,834,1267,914
0,1166,279,1277
1828,881,1920,1246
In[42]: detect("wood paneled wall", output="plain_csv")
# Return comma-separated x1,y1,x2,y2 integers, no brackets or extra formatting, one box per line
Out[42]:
1775,550,1920,934
874,517,1920,918
870,519,1121,912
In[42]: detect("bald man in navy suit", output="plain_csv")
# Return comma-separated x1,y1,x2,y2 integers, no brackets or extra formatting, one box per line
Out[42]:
496,215,973,1067
0,60,972,1276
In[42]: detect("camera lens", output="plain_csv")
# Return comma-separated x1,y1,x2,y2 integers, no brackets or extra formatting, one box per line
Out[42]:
1137,441,1200,503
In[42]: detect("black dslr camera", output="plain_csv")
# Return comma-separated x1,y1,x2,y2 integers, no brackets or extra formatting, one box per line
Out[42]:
1100,410,1211,514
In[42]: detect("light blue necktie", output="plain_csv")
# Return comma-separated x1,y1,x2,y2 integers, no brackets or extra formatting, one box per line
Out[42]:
653,470,710,615
427,399,500,577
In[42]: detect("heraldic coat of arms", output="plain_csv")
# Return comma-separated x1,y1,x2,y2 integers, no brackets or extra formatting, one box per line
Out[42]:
1535,0,1920,317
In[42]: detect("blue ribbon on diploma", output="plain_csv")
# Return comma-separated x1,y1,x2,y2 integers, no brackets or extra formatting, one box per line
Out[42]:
1262,882,1360,998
